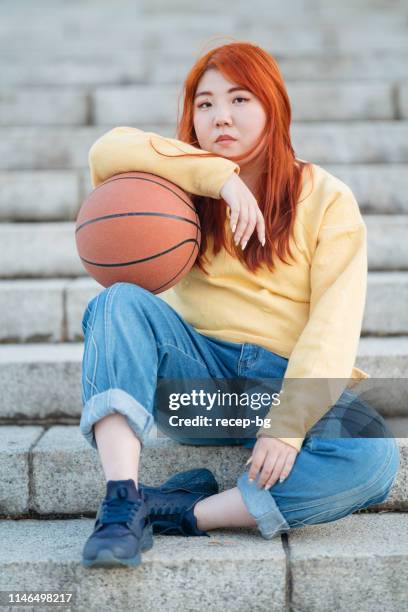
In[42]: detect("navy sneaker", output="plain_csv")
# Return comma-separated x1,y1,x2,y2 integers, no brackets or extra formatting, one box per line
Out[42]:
82,479,153,568
139,468,218,536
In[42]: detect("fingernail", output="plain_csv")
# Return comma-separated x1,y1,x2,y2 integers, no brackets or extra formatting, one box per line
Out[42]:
248,478,254,483
245,457,252,466
279,476,286,483
262,240,265,246
242,241,247,250
232,224,236,232
263,485,270,490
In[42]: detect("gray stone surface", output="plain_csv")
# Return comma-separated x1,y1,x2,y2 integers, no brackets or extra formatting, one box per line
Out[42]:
65,273,408,340
65,277,103,342
0,171,80,221
325,164,408,214
25,164,408,220
28,425,407,516
31,427,248,514
378,434,408,511
0,426,43,515
365,216,408,270
0,223,84,278
363,273,408,335
0,89,88,126
93,85,183,125
0,519,286,612
1,164,408,221
1,217,406,279
0,343,83,420
356,336,408,378
2,123,408,171
0,127,108,171
289,513,408,612
0,56,146,86
276,53,408,82
79,161,408,218
287,82,394,121
92,83,394,125
151,53,408,84
399,81,408,119
1,0,408,606
292,121,408,164
1,338,407,422
0,280,65,343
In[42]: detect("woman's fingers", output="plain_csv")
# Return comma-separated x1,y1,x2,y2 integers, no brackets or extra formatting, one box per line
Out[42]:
240,204,258,249
222,173,265,247
256,207,266,246
248,448,267,482
233,202,250,246
262,454,287,490
233,200,263,249
229,203,239,235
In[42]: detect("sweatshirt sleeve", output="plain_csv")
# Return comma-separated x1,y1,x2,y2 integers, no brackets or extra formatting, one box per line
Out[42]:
88,126,240,198
256,186,368,453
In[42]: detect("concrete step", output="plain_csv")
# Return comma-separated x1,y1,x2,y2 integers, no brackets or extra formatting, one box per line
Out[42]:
8,19,406,59
0,171,82,221
1,123,408,171
0,217,407,280
0,338,407,424
0,423,406,517
153,52,408,84
0,88,89,126
0,273,407,343
324,164,408,214
2,12,408,58
90,82,397,125
0,513,406,612
2,0,405,27
2,52,408,88
1,165,408,222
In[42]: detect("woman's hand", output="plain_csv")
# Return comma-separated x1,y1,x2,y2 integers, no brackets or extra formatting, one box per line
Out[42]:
246,436,298,489
220,172,265,250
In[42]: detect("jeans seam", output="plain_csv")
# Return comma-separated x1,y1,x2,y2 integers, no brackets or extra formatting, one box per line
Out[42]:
85,328,100,396
105,283,122,389
283,441,395,514
244,347,260,370
83,294,101,399
157,342,208,371
290,500,365,527
237,344,246,376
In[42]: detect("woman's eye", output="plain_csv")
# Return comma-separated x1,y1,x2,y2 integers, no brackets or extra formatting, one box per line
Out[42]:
197,97,249,109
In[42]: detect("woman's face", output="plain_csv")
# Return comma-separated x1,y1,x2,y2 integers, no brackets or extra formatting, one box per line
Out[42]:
193,68,267,166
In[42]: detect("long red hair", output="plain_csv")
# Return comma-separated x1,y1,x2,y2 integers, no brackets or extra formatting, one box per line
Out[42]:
151,40,313,275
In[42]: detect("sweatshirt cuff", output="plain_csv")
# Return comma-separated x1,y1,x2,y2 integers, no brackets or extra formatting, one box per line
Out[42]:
255,431,304,453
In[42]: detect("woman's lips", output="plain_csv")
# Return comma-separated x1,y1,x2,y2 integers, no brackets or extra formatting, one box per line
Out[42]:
216,138,237,145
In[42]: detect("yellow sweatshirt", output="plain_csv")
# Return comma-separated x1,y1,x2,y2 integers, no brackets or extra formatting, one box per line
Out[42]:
88,126,370,453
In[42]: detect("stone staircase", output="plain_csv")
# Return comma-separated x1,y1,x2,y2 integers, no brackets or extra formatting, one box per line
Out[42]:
1,0,407,610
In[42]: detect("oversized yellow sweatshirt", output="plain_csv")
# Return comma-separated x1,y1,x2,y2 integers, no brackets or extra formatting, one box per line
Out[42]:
88,126,370,452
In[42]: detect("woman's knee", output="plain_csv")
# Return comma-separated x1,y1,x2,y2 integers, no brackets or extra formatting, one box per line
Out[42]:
82,282,154,334
329,436,399,502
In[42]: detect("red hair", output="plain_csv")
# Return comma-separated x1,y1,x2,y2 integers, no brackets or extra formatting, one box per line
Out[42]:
150,40,313,275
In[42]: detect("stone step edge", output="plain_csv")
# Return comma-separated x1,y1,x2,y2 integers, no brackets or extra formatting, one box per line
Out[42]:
0,423,406,518
0,513,406,612
1,335,408,362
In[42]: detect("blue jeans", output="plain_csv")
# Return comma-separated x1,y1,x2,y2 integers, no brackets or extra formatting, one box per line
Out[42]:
80,282,400,539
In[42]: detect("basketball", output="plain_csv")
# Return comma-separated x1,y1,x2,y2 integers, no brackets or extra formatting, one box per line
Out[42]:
75,171,201,293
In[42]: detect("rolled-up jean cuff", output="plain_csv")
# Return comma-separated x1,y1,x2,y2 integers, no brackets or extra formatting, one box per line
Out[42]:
80,388,154,450
237,472,290,540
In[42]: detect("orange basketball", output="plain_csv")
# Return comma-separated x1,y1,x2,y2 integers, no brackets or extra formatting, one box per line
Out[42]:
75,171,201,293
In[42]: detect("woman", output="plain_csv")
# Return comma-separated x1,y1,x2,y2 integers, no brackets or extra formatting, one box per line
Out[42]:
80,41,400,568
